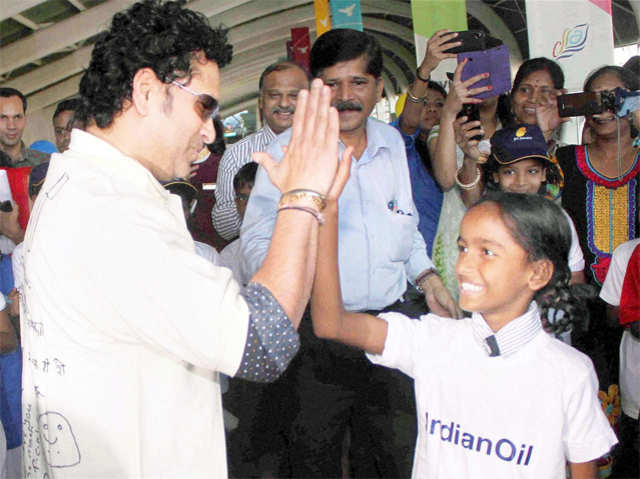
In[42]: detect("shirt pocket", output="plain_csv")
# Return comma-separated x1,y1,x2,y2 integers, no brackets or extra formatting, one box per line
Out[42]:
384,210,415,262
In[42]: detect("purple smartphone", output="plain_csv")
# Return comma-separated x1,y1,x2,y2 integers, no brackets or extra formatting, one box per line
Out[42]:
458,44,511,99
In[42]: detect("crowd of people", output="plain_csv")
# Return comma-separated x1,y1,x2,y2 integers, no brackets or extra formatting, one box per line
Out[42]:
0,0,639,478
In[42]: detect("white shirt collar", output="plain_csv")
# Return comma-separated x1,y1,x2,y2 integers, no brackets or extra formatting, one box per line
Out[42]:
470,302,542,357
67,129,169,199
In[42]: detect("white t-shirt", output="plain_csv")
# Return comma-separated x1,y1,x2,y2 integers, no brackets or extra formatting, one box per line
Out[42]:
563,210,584,273
367,310,616,478
20,130,249,478
600,238,640,419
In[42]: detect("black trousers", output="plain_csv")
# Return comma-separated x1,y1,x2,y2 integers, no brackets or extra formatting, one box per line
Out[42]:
285,288,427,478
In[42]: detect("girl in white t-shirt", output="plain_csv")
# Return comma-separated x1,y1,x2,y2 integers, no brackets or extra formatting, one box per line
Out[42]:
312,191,616,478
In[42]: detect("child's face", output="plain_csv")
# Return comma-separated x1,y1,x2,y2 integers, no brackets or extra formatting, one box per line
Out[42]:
456,202,538,331
493,159,546,195
234,184,252,221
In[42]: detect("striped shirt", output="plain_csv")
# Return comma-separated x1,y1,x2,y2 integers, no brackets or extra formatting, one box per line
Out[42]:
212,125,277,240
471,302,542,357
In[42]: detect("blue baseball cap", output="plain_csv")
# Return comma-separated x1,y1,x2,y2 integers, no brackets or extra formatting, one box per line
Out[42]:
486,124,563,186
490,124,549,165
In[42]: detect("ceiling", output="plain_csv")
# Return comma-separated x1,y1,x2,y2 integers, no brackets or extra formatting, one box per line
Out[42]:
1,0,639,119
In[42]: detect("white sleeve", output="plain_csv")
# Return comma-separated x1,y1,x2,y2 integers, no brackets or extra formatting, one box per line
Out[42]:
366,312,419,378
564,211,585,273
366,312,446,378
563,360,618,462
600,240,638,306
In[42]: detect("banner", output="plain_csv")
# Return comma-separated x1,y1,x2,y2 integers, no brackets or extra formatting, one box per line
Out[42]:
410,0,467,83
330,0,363,31
526,0,614,144
314,0,331,36
291,27,311,71
525,0,614,92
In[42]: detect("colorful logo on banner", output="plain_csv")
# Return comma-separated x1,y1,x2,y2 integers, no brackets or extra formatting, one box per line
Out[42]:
314,0,331,36
330,0,363,31
552,23,590,61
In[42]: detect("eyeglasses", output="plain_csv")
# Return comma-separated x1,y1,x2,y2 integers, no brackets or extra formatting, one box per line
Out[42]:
171,81,219,121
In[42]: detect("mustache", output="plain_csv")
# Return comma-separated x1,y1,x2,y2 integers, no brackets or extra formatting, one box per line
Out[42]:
334,101,363,112
273,106,295,114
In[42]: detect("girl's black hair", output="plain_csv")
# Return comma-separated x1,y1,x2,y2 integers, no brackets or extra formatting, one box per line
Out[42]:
474,192,594,334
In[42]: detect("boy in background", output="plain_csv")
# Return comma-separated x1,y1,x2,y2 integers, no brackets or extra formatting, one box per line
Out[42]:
219,162,258,286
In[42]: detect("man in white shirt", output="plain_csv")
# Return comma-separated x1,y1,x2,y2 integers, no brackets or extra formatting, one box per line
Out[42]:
20,1,346,477
212,60,310,240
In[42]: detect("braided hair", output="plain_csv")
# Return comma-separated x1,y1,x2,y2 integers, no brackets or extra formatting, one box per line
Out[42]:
476,192,594,335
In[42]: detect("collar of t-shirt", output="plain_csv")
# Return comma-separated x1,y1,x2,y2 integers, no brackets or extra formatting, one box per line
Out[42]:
470,302,542,357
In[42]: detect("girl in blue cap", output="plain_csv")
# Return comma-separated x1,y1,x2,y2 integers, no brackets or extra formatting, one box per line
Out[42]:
457,123,585,287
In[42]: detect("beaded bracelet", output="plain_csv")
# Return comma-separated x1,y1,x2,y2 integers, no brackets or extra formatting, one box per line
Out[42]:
455,165,482,190
279,189,327,211
277,205,325,225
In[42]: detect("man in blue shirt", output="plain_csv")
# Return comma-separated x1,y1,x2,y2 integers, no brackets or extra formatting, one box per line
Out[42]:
241,29,460,478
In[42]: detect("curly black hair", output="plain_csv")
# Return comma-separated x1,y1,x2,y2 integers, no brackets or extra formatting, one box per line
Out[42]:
78,0,232,128
475,192,594,335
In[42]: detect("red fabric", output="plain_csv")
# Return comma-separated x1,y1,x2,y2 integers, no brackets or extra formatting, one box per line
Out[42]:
291,27,311,72
0,167,32,230
575,145,640,188
189,153,229,252
620,243,640,326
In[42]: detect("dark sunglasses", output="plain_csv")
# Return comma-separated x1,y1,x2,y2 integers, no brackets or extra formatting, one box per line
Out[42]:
171,81,219,121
